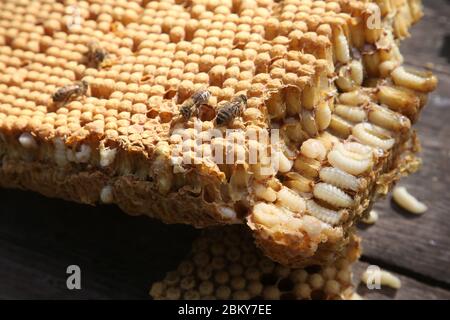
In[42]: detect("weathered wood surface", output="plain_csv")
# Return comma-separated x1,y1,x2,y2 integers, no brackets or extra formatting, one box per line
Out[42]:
0,0,449,299
357,0,450,290
0,189,198,299
353,262,450,300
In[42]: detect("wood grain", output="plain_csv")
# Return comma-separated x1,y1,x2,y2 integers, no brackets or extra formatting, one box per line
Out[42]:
0,189,198,299
353,262,450,300
357,0,450,286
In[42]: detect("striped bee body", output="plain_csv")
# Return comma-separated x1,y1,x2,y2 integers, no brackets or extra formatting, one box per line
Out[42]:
87,41,109,68
216,94,247,125
179,89,211,121
52,81,88,105
180,99,196,120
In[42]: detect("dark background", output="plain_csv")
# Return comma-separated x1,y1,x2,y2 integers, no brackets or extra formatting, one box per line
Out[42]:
0,0,449,299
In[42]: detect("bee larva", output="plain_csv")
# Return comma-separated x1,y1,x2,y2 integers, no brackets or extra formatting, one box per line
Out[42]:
300,138,327,160
361,210,378,224
306,200,343,226
179,88,211,120
99,147,117,167
277,187,306,213
361,268,401,289
53,137,68,167
327,142,373,175
251,202,283,228
336,142,373,161
215,94,247,126
100,185,114,204
52,80,88,106
276,151,294,173
313,183,354,208
18,132,38,149
74,144,91,163
334,104,367,123
368,103,411,131
319,167,361,191
334,33,350,64
391,66,437,92
392,186,428,214
86,41,110,68
253,183,277,202
352,123,395,150
338,90,370,106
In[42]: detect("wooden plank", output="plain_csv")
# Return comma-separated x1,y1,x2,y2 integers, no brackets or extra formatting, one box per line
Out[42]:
1,187,449,299
0,189,198,299
357,0,450,284
353,262,450,300
357,74,450,284
400,0,450,70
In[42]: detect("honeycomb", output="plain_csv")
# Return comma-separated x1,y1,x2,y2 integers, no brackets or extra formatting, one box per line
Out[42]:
150,226,361,300
0,0,437,267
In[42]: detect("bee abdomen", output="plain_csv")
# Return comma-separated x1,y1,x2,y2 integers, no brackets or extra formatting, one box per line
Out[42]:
180,107,193,120
180,99,195,120
52,91,64,102
192,90,211,106
52,88,72,102
215,109,229,125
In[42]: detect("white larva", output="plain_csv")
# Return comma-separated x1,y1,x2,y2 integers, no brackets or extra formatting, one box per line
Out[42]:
301,138,327,160
352,123,395,150
313,183,354,208
379,60,398,78
18,132,38,149
100,185,114,204
391,66,437,92
350,60,364,86
335,65,354,92
328,142,373,175
334,104,367,123
361,268,401,289
277,187,306,213
100,147,117,167
327,150,373,175
319,167,361,191
53,137,68,166
218,206,240,222
368,103,411,132
75,144,91,163
392,186,427,214
253,183,277,202
276,151,294,173
361,210,378,224
315,102,332,131
306,200,343,226
338,90,369,106
335,33,350,64
336,142,373,160
251,202,282,228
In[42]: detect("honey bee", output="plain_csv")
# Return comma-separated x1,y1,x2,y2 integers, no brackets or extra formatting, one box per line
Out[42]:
52,80,88,105
179,88,211,120
86,41,111,68
215,94,247,125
